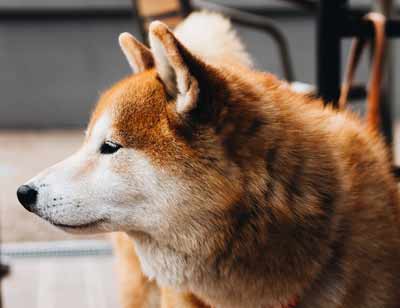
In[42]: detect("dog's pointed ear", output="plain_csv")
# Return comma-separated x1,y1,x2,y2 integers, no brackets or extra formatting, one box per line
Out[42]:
119,32,154,73
149,21,204,116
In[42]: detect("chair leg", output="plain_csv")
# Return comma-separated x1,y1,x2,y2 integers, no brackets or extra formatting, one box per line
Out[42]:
317,0,347,107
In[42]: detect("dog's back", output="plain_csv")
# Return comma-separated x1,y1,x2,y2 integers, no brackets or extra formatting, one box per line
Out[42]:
251,76,400,307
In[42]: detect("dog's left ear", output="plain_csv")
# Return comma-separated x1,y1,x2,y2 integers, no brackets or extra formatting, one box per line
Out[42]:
119,32,154,73
149,21,206,116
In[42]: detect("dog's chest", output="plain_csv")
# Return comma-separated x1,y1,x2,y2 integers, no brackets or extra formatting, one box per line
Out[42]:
133,237,194,289
131,237,287,308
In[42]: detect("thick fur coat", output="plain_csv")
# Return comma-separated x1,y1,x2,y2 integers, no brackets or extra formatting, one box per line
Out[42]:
19,12,400,308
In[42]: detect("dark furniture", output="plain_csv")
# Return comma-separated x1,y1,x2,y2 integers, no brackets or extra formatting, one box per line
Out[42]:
317,0,397,146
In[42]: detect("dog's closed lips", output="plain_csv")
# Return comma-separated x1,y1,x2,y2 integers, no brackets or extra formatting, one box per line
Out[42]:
51,218,107,229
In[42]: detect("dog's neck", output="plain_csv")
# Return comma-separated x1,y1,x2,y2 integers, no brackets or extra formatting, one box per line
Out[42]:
129,231,304,308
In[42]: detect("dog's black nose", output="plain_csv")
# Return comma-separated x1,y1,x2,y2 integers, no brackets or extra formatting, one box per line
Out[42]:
17,185,38,212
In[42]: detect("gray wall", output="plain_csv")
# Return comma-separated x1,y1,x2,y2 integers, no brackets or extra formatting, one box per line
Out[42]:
0,1,398,128
0,18,136,128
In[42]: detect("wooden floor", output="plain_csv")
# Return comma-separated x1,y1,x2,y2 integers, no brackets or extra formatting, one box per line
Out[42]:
2,255,120,308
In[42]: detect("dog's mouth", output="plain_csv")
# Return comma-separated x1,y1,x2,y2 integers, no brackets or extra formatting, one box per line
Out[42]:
51,218,106,230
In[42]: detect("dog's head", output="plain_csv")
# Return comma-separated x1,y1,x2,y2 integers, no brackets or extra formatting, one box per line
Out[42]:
17,22,251,244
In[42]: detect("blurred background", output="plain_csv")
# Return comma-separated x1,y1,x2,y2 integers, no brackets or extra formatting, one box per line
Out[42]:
1,0,399,307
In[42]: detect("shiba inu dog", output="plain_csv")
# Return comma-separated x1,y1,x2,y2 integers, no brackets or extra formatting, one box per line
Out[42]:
17,11,400,308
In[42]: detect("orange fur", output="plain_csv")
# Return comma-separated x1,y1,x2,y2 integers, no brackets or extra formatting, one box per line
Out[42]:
106,62,400,307
96,18,400,308
23,13,400,308
161,288,210,308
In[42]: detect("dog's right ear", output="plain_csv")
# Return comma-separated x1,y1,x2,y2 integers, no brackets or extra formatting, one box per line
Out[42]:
118,32,154,73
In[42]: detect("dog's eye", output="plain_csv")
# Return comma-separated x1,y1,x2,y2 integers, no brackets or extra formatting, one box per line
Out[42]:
100,141,121,154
